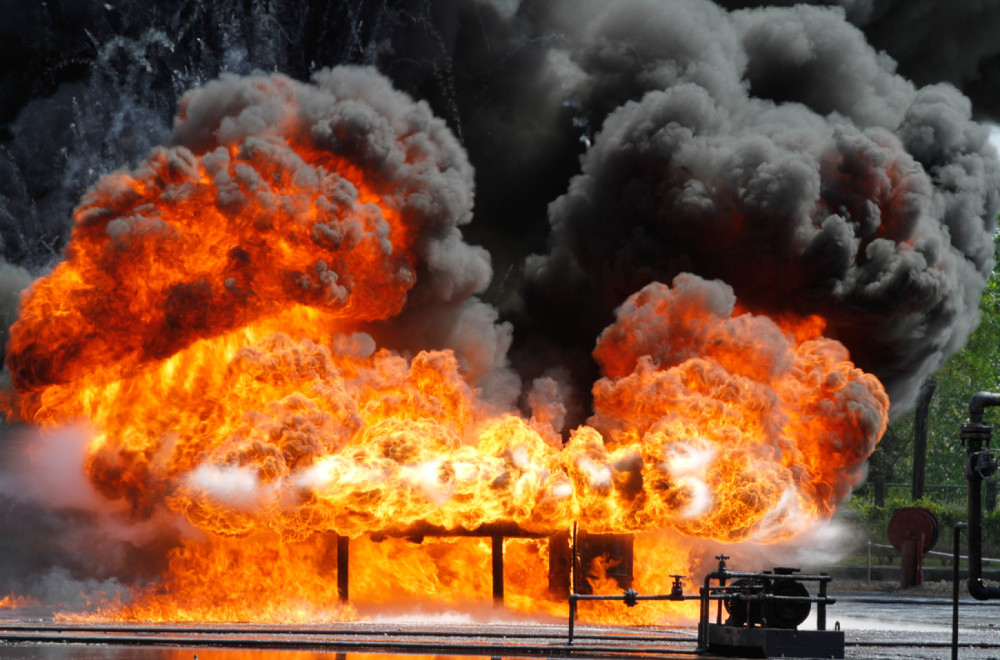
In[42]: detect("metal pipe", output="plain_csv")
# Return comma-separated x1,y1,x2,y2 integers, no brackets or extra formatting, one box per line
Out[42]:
817,574,827,631
953,522,967,660
568,523,578,644
867,538,871,588
961,392,1000,600
571,522,579,600
567,595,577,645
697,586,709,649
492,534,504,607
969,392,1000,425
568,588,702,644
966,464,1000,600
567,593,701,603
337,534,349,603
698,555,730,648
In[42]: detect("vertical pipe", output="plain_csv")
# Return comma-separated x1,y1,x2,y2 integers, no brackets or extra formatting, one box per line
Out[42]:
571,522,579,599
867,538,871,588
714,555,728,626
964,433,1000,599
817,576,827,631
567,595,577,644
697,585,708,649
953,522,966,660
961,392,1000,600
337,534,349,603
492,534,504,607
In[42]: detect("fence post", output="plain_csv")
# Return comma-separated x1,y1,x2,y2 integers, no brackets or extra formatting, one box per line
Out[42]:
987,478,998,512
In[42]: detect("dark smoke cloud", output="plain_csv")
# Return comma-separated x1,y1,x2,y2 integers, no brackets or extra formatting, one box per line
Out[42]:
516,0,1000,413
716,0,1000,122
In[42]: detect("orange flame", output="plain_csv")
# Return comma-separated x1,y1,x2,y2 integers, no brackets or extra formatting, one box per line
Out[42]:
2,72,888,624
0,593,38,610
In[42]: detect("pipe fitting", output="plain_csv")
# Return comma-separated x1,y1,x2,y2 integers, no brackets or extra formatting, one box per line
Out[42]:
968,392,1000,425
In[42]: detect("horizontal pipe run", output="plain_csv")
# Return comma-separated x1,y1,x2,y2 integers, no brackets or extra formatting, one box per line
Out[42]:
569,594,701,602
704,570,834,582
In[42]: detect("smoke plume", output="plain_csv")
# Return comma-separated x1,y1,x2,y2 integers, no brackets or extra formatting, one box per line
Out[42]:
514,0,999,413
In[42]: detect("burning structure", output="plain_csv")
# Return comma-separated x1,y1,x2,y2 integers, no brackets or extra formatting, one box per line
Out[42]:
0,0,998,626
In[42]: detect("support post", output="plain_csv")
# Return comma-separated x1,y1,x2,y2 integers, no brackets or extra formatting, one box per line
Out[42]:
953,523,966,660
492,534,504,607
912,378,937,501
567,595,577,644
866,539,871,587
900,534,925,587
571,522,580,598
337,534,349,603
817,575,827,631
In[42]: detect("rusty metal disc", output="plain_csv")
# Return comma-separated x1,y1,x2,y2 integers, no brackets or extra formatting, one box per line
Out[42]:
887,506,939,554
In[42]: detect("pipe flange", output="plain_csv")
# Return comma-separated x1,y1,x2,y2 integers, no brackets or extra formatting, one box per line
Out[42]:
960,422,993,447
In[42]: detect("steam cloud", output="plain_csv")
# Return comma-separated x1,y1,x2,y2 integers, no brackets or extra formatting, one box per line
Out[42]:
0,0,998,608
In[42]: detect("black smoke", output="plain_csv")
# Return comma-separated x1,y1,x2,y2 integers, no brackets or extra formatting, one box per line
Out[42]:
717,0,1000,119
517,1,1000,413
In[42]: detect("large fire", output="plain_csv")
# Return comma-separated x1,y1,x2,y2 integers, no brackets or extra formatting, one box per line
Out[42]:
1,69,888,624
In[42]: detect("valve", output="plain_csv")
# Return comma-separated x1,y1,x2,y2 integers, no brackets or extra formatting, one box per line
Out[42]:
669,574,686,599
715,554,730,571
968,450,999,480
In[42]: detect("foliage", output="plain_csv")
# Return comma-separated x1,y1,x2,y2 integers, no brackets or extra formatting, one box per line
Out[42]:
846,493,1000,558
848,494,963,536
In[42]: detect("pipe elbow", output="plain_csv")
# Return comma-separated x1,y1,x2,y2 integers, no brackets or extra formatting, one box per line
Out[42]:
967,577,1000,601
969,392,1000,424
